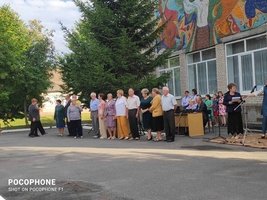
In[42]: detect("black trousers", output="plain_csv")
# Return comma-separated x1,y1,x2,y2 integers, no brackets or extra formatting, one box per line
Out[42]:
128,109,139,138
163,110,176,141
29,121,45,136
227,112,244,135
66,120,73,136
69,120,83,137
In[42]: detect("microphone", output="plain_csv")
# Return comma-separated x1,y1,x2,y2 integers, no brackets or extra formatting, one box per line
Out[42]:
250,85,257,93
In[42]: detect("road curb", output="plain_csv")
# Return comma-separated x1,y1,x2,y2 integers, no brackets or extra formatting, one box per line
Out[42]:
1,125,92,134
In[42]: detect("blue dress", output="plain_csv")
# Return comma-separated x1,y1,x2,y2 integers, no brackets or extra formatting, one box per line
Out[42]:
54,105,65,128
140,96,153,130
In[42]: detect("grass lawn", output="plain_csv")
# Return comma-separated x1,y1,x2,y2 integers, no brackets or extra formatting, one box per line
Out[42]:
0,112,91,130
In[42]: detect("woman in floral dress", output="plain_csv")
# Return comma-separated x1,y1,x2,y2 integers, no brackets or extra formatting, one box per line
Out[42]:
218,91,227,126
105,93,116,139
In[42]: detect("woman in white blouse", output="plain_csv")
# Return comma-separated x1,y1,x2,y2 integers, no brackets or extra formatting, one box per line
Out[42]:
115,89,130,140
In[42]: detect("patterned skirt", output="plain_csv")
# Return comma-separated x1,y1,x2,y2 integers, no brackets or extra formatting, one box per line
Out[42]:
106,115,116,128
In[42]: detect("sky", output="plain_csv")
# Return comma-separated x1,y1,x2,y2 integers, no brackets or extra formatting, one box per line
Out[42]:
0,0,82,54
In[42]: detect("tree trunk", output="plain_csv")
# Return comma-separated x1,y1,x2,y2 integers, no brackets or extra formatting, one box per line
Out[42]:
24,99,29,126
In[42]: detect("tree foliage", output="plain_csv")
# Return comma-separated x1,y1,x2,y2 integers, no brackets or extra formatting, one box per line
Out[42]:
60,0,171,98
0,5,55,125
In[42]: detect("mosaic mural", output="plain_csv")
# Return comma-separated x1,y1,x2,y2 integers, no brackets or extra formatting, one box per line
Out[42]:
157,0,267,52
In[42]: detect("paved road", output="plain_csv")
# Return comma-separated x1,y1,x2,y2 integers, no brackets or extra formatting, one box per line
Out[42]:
0,129,266,200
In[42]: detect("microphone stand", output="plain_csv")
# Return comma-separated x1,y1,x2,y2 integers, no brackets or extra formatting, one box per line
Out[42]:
234,95,253,145
209,102,226,142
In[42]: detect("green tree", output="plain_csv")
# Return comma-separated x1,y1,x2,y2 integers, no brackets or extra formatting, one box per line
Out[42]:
0,6,55,126
60,0,171,98
16,19,55,125
0,5,30,124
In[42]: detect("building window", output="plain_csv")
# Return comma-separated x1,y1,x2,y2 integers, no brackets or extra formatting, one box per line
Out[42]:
187,48,217,95
226,34,267,93
159,56,181,97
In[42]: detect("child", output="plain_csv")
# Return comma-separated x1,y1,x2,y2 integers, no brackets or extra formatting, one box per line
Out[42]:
205,95,213,127
212,93,219,126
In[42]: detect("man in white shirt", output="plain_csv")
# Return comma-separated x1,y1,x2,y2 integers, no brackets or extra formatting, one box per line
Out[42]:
127,88,141,140
162,87,177,142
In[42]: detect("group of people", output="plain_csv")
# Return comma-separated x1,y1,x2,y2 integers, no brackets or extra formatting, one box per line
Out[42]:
181,89,227,128
28,94,83,138
88,86,232,142
28,86,178,142
27,85,230,139
181,83,245,138
29,81,267,140
52,94,84,138
89,87,177,142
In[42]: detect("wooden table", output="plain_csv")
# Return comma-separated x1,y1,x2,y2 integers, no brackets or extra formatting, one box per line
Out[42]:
175,112,204,137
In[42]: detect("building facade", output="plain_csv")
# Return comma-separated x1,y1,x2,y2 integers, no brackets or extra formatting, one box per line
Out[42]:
157,0,267,127
42,70,65,113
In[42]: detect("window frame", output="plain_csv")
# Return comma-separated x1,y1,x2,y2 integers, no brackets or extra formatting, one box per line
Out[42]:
225,33,267,94
187,47,217,95
159,56,181,98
